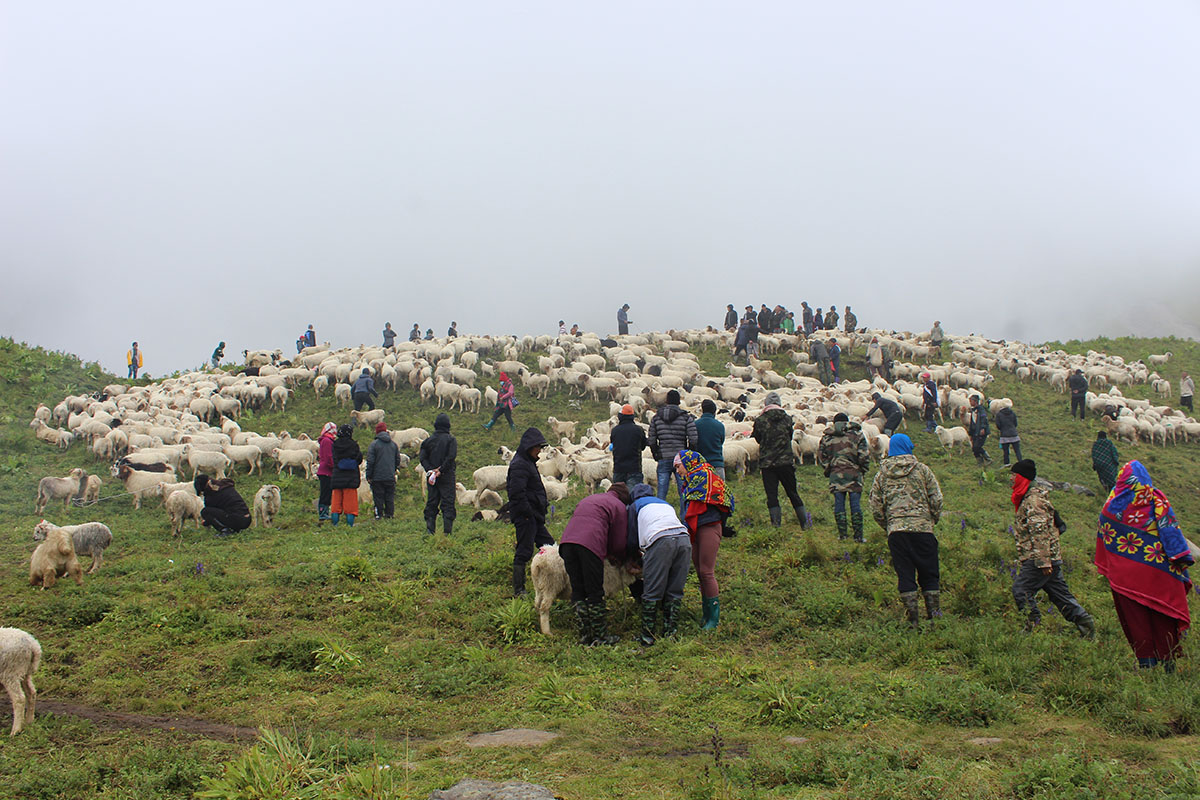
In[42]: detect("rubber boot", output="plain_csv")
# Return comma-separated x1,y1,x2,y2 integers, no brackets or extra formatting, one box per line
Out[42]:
834,511,848,540
317,504,330,525
483,419,495,431
768,507,782,528
851,511,865,543
922,590,940,622
330,513,340,527
662,598,681,638
345,513,355,527
1163,660,1176,674
589,601,620,646
792,501,810,529
509,422,515,430
639,599,659,646
574,601,593,646
443,521,453,536
512,562,527,597
425,522,435,536
900,591,921,629
1075,615,1095,640
701,596,720,630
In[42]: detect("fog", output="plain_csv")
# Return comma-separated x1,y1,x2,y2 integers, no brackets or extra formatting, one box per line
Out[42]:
2,1,1198,375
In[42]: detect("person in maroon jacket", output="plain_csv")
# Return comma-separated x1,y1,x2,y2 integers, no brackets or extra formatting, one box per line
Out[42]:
316,422,336,524
560,483,631,645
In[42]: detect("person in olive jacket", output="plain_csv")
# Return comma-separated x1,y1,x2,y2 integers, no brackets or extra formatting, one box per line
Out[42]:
365,422,401,520
419,413,458,535
505,427,555,596
194,474,252,536
330,424,363,527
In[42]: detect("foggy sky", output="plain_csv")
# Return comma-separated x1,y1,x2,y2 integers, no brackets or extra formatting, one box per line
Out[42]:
2,1,1198,376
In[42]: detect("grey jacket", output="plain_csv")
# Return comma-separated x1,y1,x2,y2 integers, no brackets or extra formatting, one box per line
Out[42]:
648,405,697,462
365,432,400,482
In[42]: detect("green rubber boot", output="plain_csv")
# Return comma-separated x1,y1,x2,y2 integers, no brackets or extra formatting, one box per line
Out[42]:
900,591,921,629
662,598,682,638
639,599,659,646
851,511,865,543
573,601,592,646
701,596,720,630
589,601,620,646
768,507,782,528
834,511,848,540
483,419,495,430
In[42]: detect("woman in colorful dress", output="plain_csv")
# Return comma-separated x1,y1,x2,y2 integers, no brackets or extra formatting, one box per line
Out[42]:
1095,461,1193,671
673,450,734,630
484,372,516,431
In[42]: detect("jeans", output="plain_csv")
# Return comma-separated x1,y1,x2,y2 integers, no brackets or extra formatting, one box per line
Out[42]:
1001,441,1023,465
613,471,644,487
656,457,685,515
832,491,861,515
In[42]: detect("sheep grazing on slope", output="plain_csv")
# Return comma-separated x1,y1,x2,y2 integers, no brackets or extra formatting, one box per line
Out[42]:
0,627,41,736
34,468,88,515
253,484,282,527
29,524,83,589
271,448,314,479
530,544,638,636
165,491,204,537
350,408,386,428
33,520,112,574
111,462,177,509
934,425,970,453
546,416,577,440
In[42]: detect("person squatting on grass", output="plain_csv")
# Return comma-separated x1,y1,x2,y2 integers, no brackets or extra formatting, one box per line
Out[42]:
1095,461,1193,672
365,422,400,521
560,483,630,646
1008,459,1094,638
419,413,457,535
506,428,554,596
870,434,943,628
194,474,251,537
675,450,733,631
628,482,692,645
752,392,812,530
818,413,870,542
330,424,362,527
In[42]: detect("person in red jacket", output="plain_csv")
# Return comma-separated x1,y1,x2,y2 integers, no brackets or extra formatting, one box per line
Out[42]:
560,483,631,645
315,422,336,524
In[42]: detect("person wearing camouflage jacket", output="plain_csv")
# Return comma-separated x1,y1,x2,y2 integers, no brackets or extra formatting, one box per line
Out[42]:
817,414,871,542
869,434,943,627
1009,460,1094,637
752,393,812,529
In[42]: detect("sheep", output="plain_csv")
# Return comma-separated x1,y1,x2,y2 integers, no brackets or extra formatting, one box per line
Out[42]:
0,628,41,736
29,523,83,589
543,476,572,503
570,454,612,493
473,464,510,494
334,383,353,407
455,482,504,509
34,468,88,514
313,374,329,397
1152,378,1171,398
934,425,970,453
471,509,501,522
186,449,231,480
270,385,290,411
530,544,638,635
33,520,112,574
350,408,386,428
31,419,73,450
82,474,102,505
1147,352,1172,367
459,387,482,413
546,416,578,440
392,427,430,450
112,462,178,509
223,444,264,476
253,484,282,527
165,491,204,537
271,447,315,479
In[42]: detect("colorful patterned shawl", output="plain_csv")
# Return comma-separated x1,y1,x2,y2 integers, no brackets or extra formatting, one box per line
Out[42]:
1095,461,1192,625
676,449,733,532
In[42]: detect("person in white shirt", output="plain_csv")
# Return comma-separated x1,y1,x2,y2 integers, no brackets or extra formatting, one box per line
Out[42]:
628,483,692,645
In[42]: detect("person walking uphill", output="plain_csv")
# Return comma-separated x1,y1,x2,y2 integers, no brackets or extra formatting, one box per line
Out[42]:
968,395,991,465
995,404,1022,465
506,428,555,596
649,390,698,514
1095,461,1193,671
316,422,336,524
610,404,647,485
1091,431,1120,494
675,450,733,630
628,483,692,645
752,392,813,529
1009,460,1094,637
561,483,631,646
194,474,251,536
126,342,142,379
818,413,870,542
365,422,400,521
419,413,457,535
330,424,362,527
352,368,378,412
1068,369,1089,419
617,304,632,335
484,372,516,430
870,435,943,628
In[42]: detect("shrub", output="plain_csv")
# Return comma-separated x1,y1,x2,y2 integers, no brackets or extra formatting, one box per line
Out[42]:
333,555,374,583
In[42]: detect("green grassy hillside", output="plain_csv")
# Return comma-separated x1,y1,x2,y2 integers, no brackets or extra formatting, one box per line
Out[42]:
0,334,1198,799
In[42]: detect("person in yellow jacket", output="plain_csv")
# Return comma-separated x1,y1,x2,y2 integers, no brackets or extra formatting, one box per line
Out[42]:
126,342,143,379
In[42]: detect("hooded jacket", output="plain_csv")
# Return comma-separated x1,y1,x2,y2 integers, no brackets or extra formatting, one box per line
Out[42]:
609,414,648,475
648,404,697,462
418,414,457,481
627,482,689,553
810,339,829,363
331,427,363,490
868,454,942,534
352,372,377,397
817,420,870,492
968,405,990,439
561,491,628,562
506,427,548,522
197,477,250,524
994,407,1019,439
365,430,401,483
317,429,336,477
1068,372,1088,397
752,406,796,468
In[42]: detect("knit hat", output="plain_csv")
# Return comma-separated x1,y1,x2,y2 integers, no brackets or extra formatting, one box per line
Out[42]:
764,391,781,406
374,422,387,433
666,389,681,405
701,399,717,414
499,371,509,381
1011,459,1036,480
620,404,635,416
833,412,848,423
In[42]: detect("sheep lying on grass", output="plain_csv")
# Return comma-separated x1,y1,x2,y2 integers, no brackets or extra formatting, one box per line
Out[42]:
253,484,282,528
29,524,82,589
33,520,111,574
0,627,41,736
34,468,87,515
530,544,638,636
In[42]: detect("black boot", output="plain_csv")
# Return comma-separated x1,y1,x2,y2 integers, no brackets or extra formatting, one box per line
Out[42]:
793,501,810,529
851,511,865,543
589,601,620,646
444,521,453,536
662,598,681,638
574,601,592,646
900,592,921,629
834,511,848,540
768,506,782,528
639,599,659,646
512,562,527,597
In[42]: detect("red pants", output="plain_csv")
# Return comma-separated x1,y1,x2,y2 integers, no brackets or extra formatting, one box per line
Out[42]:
331,488,359,516
1112,590,1185,661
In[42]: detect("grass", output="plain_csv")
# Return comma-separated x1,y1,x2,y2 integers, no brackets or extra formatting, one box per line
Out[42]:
0,332,1197,798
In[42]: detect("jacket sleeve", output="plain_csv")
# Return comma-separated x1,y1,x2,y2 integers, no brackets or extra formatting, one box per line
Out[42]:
365,442,376,479
686,417,698,450
626,504,640,556
418,439,433,471
924,466,943,525
816,437,830,471
869,473,886,528
647,418,660,458
856,435,871,472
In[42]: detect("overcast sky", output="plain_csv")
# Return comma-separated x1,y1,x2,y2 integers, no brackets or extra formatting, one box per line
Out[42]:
2,1,1198,375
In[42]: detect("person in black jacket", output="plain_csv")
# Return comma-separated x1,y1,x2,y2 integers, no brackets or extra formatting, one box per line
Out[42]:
610,404,648,485
1068,369,1089,419
419,413,458,535
995,405,1022,465
863,392,904,436
194,475,251,536
506,427,554,596
365,422,401,520
330,424,363,526
723,304,737,331
968,395,992,466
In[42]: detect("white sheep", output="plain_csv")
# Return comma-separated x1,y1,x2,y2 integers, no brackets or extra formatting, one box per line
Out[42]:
0,628,41,736
350,408,386,428
165,491,204,537
112,463,177,509
82,475,102,505
570,455,612,493
270,385,290,411
253,484,282,527
29,524,83,589
334,383,352,407
934,425,970,453
546,416,578,440
530,544,637,635
186,449,231,480
459,387,482,413
33,520,112,574
455,482,503,509
271,448,315,479
223,444,264,476
473,465,509,494
35,468,88,515
1147,352,1172,367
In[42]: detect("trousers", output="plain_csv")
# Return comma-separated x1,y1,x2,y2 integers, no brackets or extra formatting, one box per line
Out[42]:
888,531,939,593
561,542,605,604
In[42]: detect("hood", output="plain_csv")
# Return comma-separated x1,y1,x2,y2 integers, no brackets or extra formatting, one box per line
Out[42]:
658,405,682,424
881,454,919,477
374,431,393,443
518,427,548,455
630,483,655,501
888,434,913,456
434,413,451,432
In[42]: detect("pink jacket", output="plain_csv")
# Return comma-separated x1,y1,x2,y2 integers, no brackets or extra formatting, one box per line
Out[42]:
317,433,335,477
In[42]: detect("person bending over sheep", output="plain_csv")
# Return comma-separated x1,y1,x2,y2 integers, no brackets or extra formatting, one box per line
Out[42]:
628,483,691,646
505,428,555,596
419,413,457,535
330,424,363,527
194,474,251,537
365,422,401,521
560,483,631,646
352,368,378,412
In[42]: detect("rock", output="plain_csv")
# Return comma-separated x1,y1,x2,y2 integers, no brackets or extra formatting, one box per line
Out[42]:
782,736,810,745
967,737,1005,746
429,779,558,800
464,728,560,748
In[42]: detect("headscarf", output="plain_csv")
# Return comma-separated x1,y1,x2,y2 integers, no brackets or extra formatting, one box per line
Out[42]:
674,449,734,522
1010,459,1036,510
888,434,913,456
320,422,337,439
1095,460,1192,624
499,371,509,382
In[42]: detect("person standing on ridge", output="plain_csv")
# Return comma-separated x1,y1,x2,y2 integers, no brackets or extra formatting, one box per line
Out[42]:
617,304,632,335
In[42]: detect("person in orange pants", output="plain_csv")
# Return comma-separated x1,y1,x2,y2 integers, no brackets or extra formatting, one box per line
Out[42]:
330,424,362,526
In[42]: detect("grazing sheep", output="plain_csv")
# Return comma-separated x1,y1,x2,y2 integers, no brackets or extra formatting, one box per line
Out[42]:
459,387,482,413
82,474,102,505
34,469,88,515
111,462,177,509
455,482,503,509
933,425,970,453
1147,352,1172,367
546,416,578,440
33,520,112,574
253,484,282,527
472,465,509,494
223,444,264,476
165,491,204,537
271,447,315,479
350,408,386,428
334,383,352,407
392,427,430,450
31,419,72,450
270,385,290,410
530,544,638,635
186,449,231,480
29,524,83,589
0,627,41,736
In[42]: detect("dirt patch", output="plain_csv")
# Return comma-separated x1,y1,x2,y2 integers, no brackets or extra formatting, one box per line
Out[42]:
37,700,260,742
464,728,560,748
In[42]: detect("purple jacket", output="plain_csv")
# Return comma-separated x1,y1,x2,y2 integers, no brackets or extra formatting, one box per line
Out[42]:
561,492,628,562
317,433,335,477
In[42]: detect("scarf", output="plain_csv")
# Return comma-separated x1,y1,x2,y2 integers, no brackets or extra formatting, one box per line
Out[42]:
1095,461,1192,625
674,450,733,532
320,422,337,439
1011,474,1031,511
888,434,913,456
